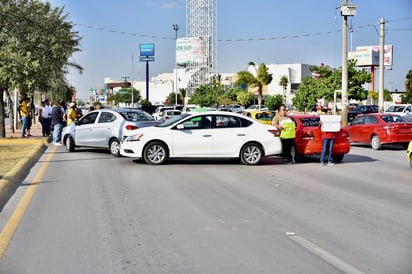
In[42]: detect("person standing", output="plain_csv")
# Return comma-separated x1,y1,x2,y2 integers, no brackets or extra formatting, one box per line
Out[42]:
67,101,81,126
38,99,52,137
272,105,296,164
51,102,65,145
19,97,31,138
319,109,336,166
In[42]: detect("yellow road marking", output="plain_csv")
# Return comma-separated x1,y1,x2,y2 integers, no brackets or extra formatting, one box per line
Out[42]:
0,145,57,259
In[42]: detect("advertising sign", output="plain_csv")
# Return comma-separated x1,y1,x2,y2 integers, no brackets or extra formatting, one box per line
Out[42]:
176,37,209,66
356,45,393,67
140,43,155,57
348,50,379,66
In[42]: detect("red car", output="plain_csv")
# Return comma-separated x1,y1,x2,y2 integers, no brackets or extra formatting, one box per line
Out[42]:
344,113,412,150
289,114,350,162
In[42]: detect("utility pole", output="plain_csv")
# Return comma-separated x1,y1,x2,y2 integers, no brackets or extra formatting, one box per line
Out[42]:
173,24,179,106
340,1,356,126
378,18,385,113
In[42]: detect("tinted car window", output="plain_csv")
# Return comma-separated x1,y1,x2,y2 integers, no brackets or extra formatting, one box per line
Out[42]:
98,112,116,123
121,111,153,121
364,115,378,124
79,112,98,125
297,117,320,127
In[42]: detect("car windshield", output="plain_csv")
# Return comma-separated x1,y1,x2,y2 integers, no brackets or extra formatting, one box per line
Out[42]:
381,115,407,123
298,117,320,127
386,105,405,112
158,113,191,127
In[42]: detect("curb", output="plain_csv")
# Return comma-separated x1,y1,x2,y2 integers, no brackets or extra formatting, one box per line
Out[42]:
0,138,49,208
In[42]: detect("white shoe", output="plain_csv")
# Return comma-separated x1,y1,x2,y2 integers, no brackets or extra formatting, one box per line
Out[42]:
53,142,61,146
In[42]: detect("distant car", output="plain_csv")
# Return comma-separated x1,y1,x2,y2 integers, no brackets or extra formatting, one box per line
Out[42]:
120,111,282,165
62,108,161,156
407,141,412,168
152,106,175,120
246,105,268,111
228,104,244,113
344,113,412,150
242,110,275,125
384,104,412,117
289,114,350,162
162,110,181,121
347,105,378,121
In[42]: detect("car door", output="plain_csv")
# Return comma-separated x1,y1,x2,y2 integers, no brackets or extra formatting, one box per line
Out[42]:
171,115,213,156
348,115,366,142
92,111,119,147
75,112,99,146
211,115,249,155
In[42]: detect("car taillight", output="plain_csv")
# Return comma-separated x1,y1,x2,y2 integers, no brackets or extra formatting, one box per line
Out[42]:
125,125,138,130
302,131,314,140
268,130,280,137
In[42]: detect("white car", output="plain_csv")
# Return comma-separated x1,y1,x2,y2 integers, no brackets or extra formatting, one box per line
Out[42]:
120,111,282,165
384,104,412,117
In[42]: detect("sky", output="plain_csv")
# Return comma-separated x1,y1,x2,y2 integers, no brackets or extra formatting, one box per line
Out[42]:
47,0,412,100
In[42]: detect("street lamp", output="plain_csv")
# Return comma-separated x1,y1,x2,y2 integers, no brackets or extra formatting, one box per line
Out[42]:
173,24,179,106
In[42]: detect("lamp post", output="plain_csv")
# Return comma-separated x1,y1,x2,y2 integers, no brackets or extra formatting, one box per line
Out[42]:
173,24,179,106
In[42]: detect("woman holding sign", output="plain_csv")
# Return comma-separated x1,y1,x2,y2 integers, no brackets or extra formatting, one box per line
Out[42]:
272,105,296,164
319,109,340,165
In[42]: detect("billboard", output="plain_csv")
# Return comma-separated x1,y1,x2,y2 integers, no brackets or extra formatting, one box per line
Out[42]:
355,45,393,67
348,50,379,66
176,37,209,66
140,43,155,57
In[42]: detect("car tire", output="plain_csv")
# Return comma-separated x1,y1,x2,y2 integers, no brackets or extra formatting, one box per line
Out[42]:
143,141,168,165
371,135,382,150
66,136,75,152
109,138,120,157
240,142,263,165
333,154,344,163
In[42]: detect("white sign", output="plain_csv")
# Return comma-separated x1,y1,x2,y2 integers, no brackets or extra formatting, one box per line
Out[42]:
320,115,341,132
356,45,393,67
176,37,209,66
348,50,379,66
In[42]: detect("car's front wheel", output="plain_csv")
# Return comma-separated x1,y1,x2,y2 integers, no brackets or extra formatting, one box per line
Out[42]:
143,141,168,165
240,143,263,165
371,135,382,150
109,138,120,157
65,136,75,152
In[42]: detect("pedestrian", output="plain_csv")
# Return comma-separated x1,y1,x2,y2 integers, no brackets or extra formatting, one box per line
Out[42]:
38,99,52,136
272,105,296,164
67,101,81,126
19,97,31,138
319,109,336,166
51,101,65,145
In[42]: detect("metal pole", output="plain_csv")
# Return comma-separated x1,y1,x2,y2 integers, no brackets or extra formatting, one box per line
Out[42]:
378,18,385,113
341,0,349,126
173,24,179,106
146,61,149,101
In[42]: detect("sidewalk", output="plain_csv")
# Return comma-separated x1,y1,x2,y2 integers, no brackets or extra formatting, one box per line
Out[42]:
4,120,49,140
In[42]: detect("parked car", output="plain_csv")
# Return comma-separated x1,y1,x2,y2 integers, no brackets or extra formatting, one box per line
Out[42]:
162,109,181,121
407,141,412,168
384,104,412,117
152,106,175,120
344,113,412,150
228,104,244,113
120,111,282,165
246,104,268,111
62,108,161,156
289,114,350,162
242,110,275,125
347,105,378,121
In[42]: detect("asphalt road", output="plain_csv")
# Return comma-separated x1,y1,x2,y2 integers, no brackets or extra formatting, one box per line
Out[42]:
0,144,411,273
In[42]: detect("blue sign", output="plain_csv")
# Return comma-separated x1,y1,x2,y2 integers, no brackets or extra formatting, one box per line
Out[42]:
140,43,155,57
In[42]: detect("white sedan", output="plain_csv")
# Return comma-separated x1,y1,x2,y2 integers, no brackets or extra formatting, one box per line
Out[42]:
120,111,282,165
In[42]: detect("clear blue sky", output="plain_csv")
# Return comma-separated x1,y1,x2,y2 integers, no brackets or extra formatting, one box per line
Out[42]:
48,0,412,100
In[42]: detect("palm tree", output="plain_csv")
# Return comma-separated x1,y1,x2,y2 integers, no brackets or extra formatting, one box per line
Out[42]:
236,62,273,111
279,76,289,105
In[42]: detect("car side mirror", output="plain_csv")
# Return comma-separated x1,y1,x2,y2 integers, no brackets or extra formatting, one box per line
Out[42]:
176,124,184,130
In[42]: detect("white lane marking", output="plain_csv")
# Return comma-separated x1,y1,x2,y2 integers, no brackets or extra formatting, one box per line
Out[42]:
287,233,364,274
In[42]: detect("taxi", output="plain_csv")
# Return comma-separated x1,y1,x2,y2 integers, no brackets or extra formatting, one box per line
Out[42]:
242,110,275,125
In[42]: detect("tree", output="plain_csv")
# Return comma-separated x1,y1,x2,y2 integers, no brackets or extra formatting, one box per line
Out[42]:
264,95,283,111
279,76,288,104
236,62,273,111
402,69,412,104
237,91,253,106
292,62,371,112
0,0,82,137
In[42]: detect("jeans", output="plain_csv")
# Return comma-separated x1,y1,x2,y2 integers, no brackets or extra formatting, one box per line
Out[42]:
21,116,30,137
41,117,52,136
320,138,335,163
52,123,63,143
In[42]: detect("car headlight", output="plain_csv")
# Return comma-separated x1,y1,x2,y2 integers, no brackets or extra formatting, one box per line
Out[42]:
126,134,144,142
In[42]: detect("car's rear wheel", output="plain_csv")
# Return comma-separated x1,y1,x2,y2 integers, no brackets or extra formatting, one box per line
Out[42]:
371,135,382,150
65,136,75,152
143,141,168,165
109,138,120,157
240,143,263,165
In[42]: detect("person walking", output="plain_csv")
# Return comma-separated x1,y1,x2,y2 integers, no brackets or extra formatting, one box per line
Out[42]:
51,101,65,145
19,97,31,138
319,109,336,166
272,105,296,164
